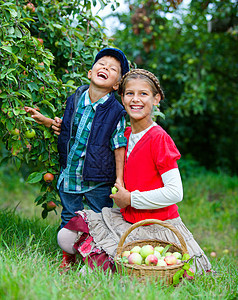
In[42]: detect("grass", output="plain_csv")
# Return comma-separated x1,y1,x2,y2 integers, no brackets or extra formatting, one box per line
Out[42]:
0,162,237,299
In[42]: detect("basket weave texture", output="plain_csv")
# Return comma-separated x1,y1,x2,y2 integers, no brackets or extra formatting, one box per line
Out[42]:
114,219,189,285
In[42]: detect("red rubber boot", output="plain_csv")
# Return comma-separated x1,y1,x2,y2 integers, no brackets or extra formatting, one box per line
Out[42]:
60,251,76,270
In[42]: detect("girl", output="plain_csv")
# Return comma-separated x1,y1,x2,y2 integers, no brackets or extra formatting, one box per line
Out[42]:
57,69,211,274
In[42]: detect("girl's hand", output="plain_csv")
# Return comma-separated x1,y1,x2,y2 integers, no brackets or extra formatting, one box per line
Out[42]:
115,177,125,188
110,183,131,208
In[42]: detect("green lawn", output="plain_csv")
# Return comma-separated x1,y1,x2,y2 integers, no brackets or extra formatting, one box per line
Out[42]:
0,163,237,299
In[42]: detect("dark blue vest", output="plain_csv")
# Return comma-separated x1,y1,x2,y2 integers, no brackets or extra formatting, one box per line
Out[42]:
57,85,126,182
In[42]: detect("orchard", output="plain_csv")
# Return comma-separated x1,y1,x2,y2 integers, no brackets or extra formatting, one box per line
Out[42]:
0,0,119,218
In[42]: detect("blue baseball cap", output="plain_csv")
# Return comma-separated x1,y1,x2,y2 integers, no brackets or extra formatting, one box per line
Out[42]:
92,48,130,76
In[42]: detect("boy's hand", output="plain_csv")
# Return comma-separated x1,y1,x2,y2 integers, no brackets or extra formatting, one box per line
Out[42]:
52,117,62,135
109,183,131,208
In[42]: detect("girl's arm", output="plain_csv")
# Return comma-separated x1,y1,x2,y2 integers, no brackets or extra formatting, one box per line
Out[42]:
131,168,183,209
114,147,125,187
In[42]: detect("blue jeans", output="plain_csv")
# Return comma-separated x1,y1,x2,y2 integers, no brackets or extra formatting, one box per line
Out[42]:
59,184,113,228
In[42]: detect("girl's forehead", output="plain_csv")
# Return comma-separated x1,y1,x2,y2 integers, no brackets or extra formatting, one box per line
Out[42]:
125,78,151,89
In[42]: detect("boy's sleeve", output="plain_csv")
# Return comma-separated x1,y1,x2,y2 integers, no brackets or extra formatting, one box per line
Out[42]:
110,116,127,150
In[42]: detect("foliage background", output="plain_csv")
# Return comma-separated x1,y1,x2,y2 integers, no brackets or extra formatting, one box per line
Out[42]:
0,0,237,217
112,0,238,175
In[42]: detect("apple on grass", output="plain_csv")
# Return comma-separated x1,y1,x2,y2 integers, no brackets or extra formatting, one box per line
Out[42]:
140,245,154,259
128,253,143,265
145,254,158,266
164,255,178,265
130,246,141,254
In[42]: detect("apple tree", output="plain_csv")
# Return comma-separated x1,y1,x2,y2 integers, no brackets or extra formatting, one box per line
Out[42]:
0,0,119,218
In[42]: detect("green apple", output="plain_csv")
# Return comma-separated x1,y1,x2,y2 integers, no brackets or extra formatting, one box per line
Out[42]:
121,250,131,258
154,250,161,259
154,246,164,254
25,129,36,139
11,128,20,136
157,259,167,267
140,245,154,259
111,186,118,194
130,246,141,254
173,252,182,259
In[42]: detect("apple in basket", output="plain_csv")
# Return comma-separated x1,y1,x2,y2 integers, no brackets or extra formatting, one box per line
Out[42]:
154,246,164,254
130,246,141,254
164,255,178,265
157,259,167,267
145,254,158,266
173,252,182,260
121,250,131,258
140,245,154,259
128,253,143,265
154,250,161,259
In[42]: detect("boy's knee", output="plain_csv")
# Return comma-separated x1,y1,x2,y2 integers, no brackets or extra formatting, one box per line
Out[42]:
57,228,78,254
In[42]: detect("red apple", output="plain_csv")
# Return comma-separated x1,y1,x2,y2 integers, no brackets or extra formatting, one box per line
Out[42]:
43,173,54,183
128,253,143,265
145,254,158,266
11,128,20,136
164,255,178,265
37,62,44,70
39,86,45,94
46,201,56,211
210,251,217,258
37,38,43,45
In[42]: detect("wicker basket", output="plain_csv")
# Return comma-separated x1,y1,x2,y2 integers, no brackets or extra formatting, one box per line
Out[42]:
114,219,189,285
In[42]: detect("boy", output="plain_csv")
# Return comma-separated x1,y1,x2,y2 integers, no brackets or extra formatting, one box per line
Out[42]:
25,48,129,230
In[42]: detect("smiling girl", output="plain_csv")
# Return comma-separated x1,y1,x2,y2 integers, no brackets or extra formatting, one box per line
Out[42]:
57,69,212,275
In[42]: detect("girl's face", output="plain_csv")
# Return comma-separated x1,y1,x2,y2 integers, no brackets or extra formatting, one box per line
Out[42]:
121,78,161,130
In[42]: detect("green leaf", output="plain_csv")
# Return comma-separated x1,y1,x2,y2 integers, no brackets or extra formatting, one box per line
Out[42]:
182,262,190,271
173,269,184,285
182,253,190,261
41,209,48,219
27,172,44,183
161,244,172,256
19,90,32,99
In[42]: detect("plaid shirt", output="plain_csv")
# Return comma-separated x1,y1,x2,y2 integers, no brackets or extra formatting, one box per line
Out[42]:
57,90,127,193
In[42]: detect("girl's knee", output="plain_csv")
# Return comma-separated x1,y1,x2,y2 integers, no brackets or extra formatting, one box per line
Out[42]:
57,228,78,254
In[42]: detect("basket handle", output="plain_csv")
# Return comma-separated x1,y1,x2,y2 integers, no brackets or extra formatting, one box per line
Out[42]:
116,219,188,255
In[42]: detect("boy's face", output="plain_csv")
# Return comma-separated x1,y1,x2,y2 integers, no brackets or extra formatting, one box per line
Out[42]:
88,56,121,91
